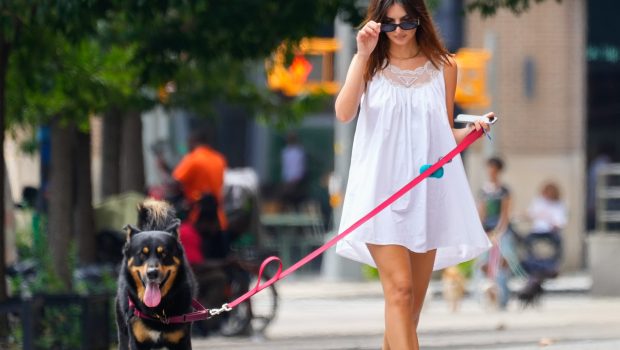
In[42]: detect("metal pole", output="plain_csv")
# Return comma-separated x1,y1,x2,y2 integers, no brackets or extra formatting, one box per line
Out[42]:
321,16,364,281
484,31,499,157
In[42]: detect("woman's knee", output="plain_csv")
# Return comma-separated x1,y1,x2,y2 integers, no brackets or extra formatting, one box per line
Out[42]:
384,278,414,306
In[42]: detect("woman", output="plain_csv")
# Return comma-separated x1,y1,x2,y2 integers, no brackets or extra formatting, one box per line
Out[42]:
334,1,493,349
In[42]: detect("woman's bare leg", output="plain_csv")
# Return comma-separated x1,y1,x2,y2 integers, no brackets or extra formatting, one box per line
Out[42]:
367,244,416,350
409,249,437,348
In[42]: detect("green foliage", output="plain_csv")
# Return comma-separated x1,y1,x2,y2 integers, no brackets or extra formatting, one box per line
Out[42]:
166,56,333,128
466,0,563,17
7,31,142,128
457,259,475,279
35,304,83,350
0,1,114,48
4,0,362,130
362,265,380,280
112,0,360,127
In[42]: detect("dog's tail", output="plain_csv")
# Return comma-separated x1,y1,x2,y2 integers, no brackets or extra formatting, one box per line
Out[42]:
136,199,179,231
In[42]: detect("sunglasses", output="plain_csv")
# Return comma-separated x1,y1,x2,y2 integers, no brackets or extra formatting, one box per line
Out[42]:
380,19,420,32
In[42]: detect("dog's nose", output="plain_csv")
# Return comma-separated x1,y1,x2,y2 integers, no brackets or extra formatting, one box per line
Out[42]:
146,267,159,280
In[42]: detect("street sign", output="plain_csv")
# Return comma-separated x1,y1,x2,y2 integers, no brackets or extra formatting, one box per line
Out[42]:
455,48,491,109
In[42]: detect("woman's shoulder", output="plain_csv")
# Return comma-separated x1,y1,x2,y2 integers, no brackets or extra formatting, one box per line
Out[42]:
441,54,457,74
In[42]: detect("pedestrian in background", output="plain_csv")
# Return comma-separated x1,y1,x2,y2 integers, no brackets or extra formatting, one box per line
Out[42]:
525,181,566,258
156,127,230,259
334,0,492,348
476,157,516,310
517,181,567,304
279,131,307,211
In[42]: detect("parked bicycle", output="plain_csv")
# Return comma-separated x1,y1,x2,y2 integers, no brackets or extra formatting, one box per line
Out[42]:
191,246,278,337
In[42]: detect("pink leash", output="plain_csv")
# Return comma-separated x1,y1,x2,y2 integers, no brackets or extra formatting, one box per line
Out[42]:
131,129,484,323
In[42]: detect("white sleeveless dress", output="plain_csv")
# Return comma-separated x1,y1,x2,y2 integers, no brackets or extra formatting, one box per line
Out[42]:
335,60,491,271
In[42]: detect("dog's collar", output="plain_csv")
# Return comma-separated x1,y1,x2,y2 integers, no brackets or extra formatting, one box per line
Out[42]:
127,296,169,323
128,295,212,324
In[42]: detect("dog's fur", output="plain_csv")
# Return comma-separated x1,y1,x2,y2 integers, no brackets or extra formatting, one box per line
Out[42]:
517,277,544,308
116,199,197,350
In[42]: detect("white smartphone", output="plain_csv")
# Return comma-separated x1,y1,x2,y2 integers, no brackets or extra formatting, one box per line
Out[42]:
455,114,498,125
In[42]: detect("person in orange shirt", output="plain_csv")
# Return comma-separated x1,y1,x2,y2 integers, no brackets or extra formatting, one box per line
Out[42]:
168,128,229,259
172,128,228,228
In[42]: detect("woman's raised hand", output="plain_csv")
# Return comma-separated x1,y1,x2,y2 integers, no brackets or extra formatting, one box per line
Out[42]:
356,21,381,58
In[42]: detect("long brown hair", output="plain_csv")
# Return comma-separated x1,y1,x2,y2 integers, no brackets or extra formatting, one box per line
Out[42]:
362,0,451,82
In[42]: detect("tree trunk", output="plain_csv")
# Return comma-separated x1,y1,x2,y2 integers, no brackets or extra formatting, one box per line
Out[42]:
120,111,145,194
0,37,10,337
101,108,122,199
48,121,75,289
74,130,96,265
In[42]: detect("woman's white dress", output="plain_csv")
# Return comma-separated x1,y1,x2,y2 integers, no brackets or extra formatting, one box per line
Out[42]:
335,60,491,271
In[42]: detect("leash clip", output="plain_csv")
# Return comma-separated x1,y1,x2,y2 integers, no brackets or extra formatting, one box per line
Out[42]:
208,303,232,318
155,310,169,324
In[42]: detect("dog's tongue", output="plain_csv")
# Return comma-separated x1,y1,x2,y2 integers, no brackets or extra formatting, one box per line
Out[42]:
144,282,161,308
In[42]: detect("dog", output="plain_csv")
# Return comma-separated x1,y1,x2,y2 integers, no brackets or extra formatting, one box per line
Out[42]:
116,199,197,350
441,266,466,312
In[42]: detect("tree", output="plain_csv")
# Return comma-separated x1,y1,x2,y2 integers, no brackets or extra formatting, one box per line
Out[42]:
0,0,116,316
7,25,139,287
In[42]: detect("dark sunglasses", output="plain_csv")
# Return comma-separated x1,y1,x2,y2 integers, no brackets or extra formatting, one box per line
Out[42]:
380,19,420,32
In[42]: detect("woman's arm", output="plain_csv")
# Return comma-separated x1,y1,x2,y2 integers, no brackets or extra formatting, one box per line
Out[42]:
443,57,491,143
335,21,381,123
335,54,370,123
444,57,458,130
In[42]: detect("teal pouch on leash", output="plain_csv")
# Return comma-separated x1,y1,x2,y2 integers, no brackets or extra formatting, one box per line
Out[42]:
420,164,444,178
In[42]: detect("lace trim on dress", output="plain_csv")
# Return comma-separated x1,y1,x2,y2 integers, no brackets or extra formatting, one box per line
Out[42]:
381,60,441,88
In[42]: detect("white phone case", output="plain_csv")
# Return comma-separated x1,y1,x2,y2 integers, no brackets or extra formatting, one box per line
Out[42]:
455,114,498,125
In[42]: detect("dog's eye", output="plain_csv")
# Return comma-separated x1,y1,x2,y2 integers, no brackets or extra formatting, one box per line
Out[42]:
157,246,166,257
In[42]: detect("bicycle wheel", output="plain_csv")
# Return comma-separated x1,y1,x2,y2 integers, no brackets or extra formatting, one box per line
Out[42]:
248,270,278,335
219,266,252,337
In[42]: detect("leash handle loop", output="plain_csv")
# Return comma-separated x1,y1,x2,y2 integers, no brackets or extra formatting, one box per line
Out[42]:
228,255,283,309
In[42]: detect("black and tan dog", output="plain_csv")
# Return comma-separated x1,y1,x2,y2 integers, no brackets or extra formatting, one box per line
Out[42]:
116,199,197,350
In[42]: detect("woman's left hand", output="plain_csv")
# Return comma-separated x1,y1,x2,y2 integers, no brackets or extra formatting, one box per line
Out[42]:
472,112,494,132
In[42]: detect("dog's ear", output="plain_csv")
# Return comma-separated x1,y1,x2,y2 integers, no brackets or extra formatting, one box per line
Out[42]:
164,219,181,238
123,224,141,240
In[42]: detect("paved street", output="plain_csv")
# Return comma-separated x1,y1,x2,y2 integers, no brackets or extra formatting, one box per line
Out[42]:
193,278,620,349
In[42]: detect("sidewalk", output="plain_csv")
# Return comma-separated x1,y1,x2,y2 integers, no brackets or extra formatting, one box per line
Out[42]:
193,272,619,350
195,293,620,349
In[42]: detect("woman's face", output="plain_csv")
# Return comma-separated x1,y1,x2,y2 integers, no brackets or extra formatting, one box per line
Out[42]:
383,3,418,48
